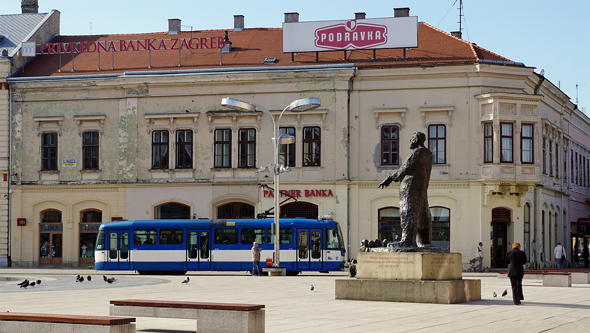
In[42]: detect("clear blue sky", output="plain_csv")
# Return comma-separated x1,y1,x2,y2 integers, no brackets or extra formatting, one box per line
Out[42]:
4,0,589,111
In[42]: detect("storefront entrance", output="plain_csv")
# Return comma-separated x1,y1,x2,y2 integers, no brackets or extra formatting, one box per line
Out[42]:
39,224,63,266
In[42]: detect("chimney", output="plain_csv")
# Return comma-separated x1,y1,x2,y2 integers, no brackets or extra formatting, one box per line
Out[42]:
394,7,410,17
451,31,462,39
21,0,39,13
284,12,299,23
234,15,244,31
168,19,181,34
355,12,366,20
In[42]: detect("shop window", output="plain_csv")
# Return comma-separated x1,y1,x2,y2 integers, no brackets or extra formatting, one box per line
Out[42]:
214,228,238,244
134,229,157,245
279,127,295,167
268,228,293,244
41,132,58,171
430,206,450,252
428,124,446,164
303,126,321,166
82,131,99,170
214,129,231,168
521,124,533,164
217,202,254,219
160,229,183,245
279,202,318,219
176,130,193,169
79,209,102,264
483,122,493,163
238,128,256,168
500,123,513,163
152,130,169,169
381,125,399,165
154,202,190,219
241,228,266,244
378,207,401,242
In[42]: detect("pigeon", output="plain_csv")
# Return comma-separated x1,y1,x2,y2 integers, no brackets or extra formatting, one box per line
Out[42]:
36,280,41,285
182,277,190,284
106,277,114,284
20,280,29,288
493,292,497,298
76,275,81,282
103,275,108,282
87,276,91,282
29,282,36,287
502,289,507,297
17,279,28,286
310,285,314,291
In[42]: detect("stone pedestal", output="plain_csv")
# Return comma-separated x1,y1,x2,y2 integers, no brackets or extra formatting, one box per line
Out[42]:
335,252,481,304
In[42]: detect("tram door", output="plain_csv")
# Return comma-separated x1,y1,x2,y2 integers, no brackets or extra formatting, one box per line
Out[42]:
297,229,323,270
107,230,130,270
187,230,211,270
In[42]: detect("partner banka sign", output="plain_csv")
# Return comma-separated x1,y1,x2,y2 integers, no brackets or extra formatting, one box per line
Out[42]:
283,16,417,53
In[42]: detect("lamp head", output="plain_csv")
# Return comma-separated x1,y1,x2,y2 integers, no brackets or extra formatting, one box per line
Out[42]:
285,97,321,112
221,97,256,112
278,134,295,145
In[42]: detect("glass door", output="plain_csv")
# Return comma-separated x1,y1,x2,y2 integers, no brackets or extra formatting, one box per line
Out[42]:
107,230,130,270
297,229,323,270
39,225,63,266
187,230,210,270
491,223,507,269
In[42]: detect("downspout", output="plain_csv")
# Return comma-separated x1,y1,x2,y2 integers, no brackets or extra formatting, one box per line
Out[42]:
346,66,358,261
7,88,11,267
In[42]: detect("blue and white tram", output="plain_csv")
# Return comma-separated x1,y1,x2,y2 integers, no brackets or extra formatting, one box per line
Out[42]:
95,218,346,275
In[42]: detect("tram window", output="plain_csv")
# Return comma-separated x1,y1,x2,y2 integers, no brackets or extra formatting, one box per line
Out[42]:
241,228,266,244
96,230,105,250
298,231,308,259
267,228,293,244
160,229,183,245
326,228,340,249
134,229,157,245
311,231,321,259
109,232,118,259
188,232,198,259
214,228,238,244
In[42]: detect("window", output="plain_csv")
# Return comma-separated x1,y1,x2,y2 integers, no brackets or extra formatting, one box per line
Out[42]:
571,150,574,184
549,213,552,260
555,145,559,178
214,129,231,168
217,202,255,219
41,133,58,171
152,130,169,169
430,207,450,252
326,228,341,249
82,131,99,170
238,128,256,168
268,228,293,244
484,123,493,163
214,228,238,244
524,203,530,259
160,229,183,245
134,229,157,245
542,210,545,258
154,202,190,219
280,202,318,219
521,124,533,164
303,126,321,166
41,209,62,222
176,130,192,169
279,127,295,167
542,137,547,174
564,148,567,180
81,210,102,222
500,123,513,162
381,125,399,165
549,140,553,177
378,207,401,242
428,124,446,164
241,228,266,244
576,152,579,185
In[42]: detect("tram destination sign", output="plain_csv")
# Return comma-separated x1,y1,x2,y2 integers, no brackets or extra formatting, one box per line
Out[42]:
283,16,417,53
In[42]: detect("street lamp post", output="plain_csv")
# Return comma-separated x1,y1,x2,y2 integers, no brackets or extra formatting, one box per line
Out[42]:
221,97,321,267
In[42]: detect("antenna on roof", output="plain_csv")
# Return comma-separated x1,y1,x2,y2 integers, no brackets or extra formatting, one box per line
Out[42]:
458,0,463,36
576,83,579,105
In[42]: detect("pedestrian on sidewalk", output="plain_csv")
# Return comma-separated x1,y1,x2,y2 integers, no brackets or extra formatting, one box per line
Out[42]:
252,242,262,276
475,242,484,272
554,242,566,269
506,242,527,305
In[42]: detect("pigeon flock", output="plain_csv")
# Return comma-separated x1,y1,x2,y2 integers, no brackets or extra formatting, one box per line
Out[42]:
16,275,120,289
16,279,41,288
493,289,508,298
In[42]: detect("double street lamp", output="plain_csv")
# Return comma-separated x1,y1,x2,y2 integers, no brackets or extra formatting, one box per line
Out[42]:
221,97,321,267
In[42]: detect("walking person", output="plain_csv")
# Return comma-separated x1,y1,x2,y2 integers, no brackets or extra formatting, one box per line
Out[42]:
554,242,566,269
251,242,262,276
505,242,527,305
475,242,484,272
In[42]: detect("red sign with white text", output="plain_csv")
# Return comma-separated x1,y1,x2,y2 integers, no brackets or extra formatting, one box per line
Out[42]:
315,20,387,50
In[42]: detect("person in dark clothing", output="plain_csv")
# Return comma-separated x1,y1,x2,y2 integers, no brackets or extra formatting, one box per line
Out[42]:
505,242,527,305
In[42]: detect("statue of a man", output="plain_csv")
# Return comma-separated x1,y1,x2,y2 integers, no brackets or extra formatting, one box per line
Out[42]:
379,132,432,248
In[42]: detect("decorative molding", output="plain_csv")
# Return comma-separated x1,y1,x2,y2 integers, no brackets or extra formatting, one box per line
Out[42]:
273,109,329,130
419,106,454,127
73,114,106,135
372,108,407,129
143,111,200,134
34,115,65,136
475,92,543,104
205,110,260,133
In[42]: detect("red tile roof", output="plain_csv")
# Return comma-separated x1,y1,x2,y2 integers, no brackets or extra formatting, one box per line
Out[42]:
14,22,515,77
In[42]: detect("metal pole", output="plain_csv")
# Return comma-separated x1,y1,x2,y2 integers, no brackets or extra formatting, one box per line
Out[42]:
272,112,280,267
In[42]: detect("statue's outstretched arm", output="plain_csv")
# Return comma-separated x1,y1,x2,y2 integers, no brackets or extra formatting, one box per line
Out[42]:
378,171,398,189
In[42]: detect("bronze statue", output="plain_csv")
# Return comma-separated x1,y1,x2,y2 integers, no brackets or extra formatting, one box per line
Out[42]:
379,132,432,248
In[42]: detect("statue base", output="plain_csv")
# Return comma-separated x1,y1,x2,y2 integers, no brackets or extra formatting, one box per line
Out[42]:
335,252,481,304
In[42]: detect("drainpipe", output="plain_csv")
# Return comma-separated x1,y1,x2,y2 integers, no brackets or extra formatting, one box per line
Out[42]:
346,66,358,261
7,89,11,267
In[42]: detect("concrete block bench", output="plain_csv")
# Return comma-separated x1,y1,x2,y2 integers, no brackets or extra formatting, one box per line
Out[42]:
110,299,264,333
497,271,544,279
542,272,572,287
0,312,135,333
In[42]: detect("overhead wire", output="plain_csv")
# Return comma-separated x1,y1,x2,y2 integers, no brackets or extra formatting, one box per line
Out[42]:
436,0,458,29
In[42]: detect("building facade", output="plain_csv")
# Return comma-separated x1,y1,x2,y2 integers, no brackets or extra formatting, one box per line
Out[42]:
6,10,588,269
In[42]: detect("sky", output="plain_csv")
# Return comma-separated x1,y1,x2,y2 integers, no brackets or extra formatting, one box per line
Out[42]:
3,0,589,111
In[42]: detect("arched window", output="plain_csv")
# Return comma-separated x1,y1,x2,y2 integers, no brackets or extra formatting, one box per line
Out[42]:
217,202,254,219
81,209,102,222
280,202,318,219
155,202,191,219
430,206,450,251
41,209,62,222
378,207,401,242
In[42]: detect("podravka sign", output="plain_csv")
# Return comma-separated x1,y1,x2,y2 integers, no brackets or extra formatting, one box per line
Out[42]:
283,16,417,53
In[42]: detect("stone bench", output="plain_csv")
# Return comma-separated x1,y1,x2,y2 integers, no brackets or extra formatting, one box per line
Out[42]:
497,271,543,279
498,270,589,284
0,312,135,333
109,299,264,333
542,272,572,287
